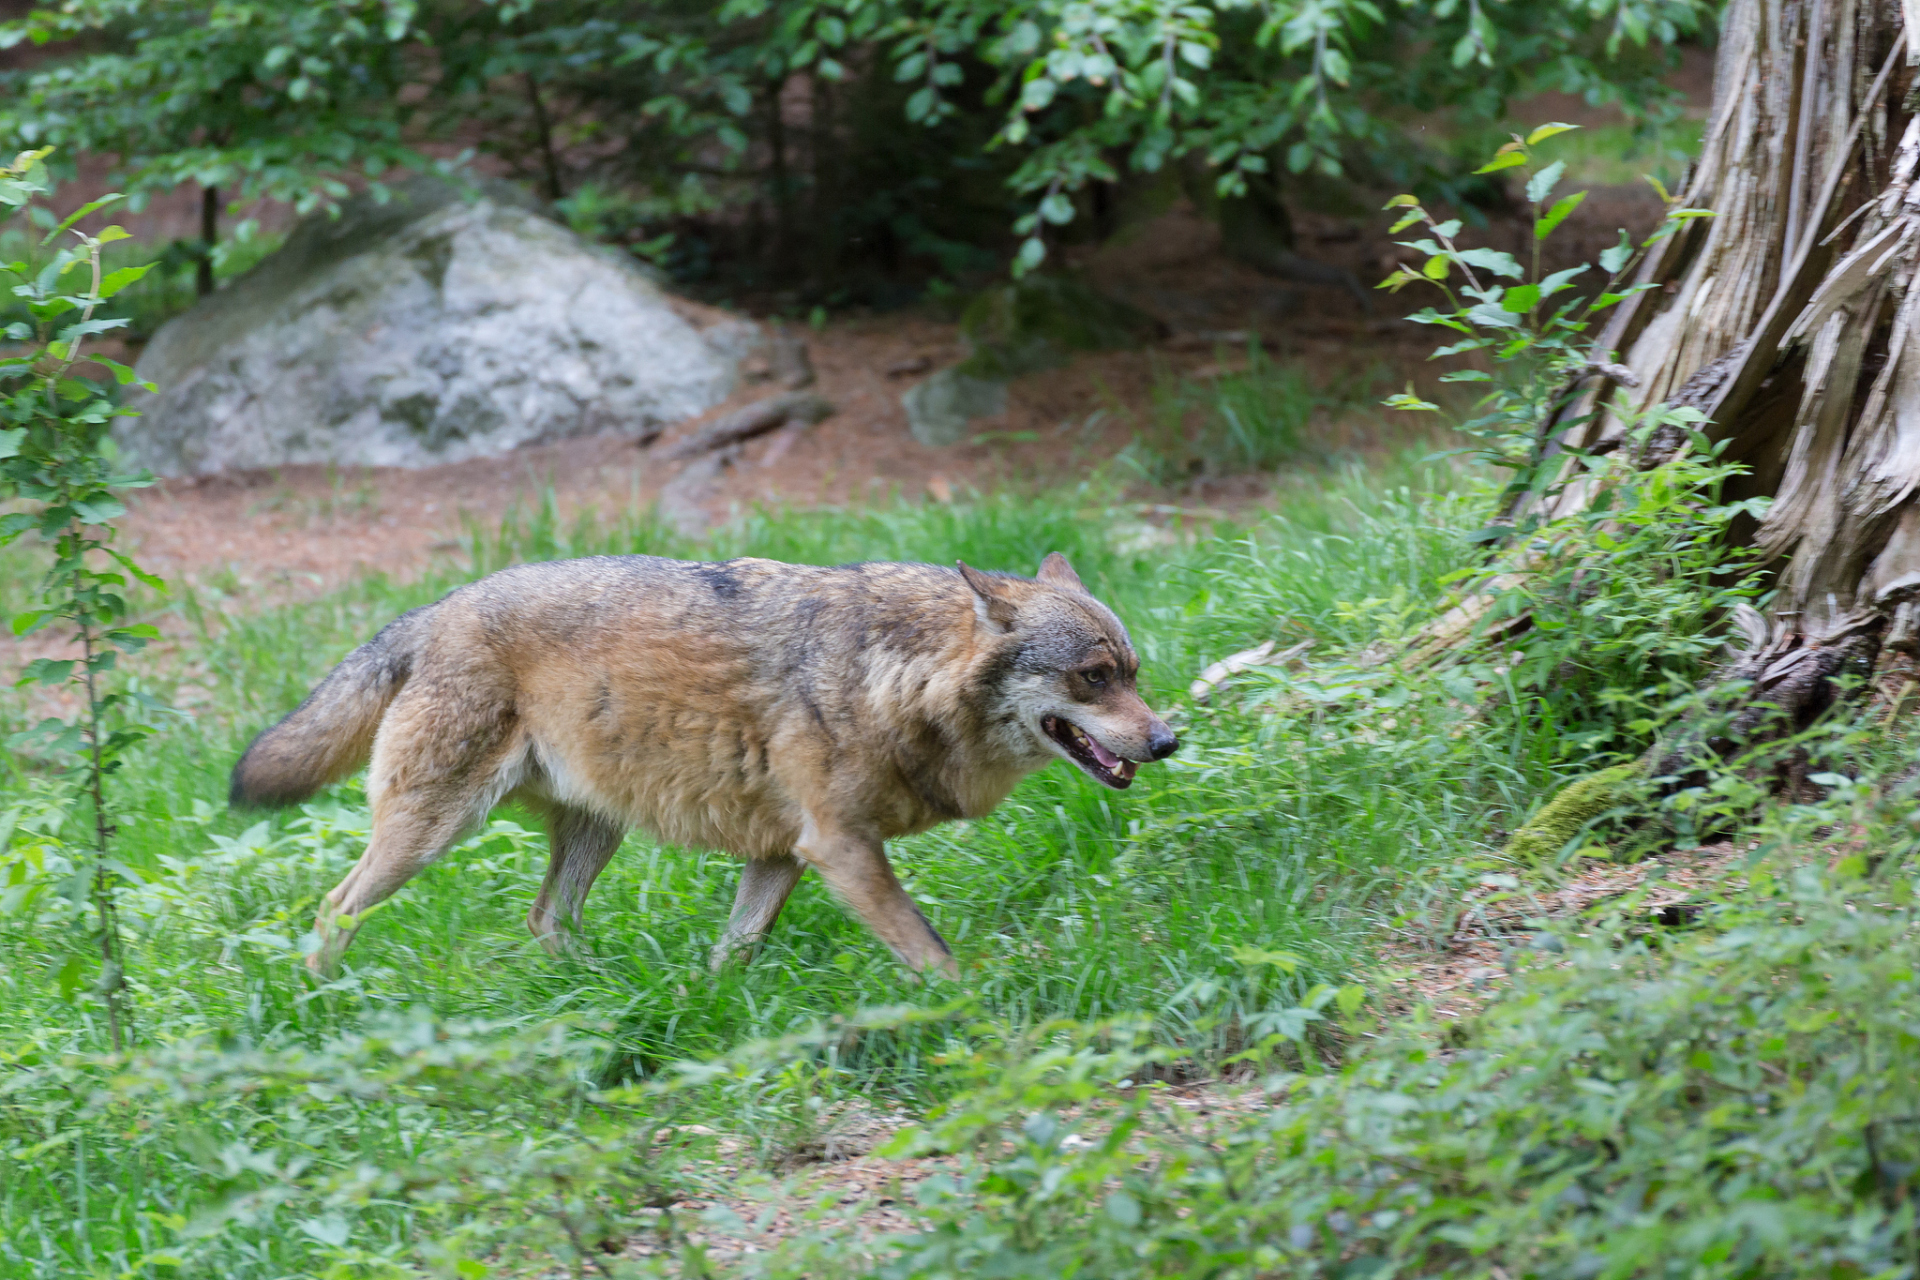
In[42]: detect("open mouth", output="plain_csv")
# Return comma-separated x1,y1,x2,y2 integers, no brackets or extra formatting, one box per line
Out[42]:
1043,716,1137,789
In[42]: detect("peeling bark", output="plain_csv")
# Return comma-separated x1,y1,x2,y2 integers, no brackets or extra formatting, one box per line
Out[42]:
1527,0,1919,728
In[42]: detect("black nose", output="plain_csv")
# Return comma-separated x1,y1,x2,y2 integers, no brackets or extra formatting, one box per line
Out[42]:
1147,725,1179,760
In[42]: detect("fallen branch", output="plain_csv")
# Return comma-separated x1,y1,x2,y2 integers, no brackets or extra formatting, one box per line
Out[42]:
1189,639,1314,703
655,391,832,462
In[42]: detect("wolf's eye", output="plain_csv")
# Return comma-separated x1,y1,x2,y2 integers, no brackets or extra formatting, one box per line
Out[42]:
1084,667,1110,689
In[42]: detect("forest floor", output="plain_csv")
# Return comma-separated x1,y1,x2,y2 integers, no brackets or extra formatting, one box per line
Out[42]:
113,179,1669,607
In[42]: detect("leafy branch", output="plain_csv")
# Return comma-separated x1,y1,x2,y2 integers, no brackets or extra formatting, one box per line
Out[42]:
1,147,167,1053
1376,122,1715,531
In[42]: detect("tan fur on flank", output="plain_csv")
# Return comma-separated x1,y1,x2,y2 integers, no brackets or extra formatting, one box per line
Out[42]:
230,552,1177,977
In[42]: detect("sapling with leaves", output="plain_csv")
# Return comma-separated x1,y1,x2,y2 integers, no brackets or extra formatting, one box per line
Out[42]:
1378,122,1716,530
1373,129,1771,761
0,147,165,1053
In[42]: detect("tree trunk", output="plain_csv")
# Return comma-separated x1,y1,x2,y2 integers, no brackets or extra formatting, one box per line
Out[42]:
1543,0,1919,717
196,184,218,299
767,77,794,283
522,72,565,203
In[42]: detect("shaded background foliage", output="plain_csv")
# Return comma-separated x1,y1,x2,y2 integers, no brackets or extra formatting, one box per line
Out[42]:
1,0,1713,305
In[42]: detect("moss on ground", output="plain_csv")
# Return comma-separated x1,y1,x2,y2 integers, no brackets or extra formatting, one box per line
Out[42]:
1501,762,1642,864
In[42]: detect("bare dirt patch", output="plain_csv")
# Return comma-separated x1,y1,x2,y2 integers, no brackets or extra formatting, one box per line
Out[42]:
1380,840,1748,1022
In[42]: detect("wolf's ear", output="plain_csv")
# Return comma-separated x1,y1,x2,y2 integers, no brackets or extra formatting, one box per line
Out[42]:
1035,552,1085,594
957,561,1019,633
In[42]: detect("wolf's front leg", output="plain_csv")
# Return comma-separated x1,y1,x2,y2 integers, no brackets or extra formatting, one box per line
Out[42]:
710,854,806,970
795,818,958,979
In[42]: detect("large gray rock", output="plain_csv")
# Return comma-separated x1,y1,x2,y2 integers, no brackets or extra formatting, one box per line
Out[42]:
120,177,754,474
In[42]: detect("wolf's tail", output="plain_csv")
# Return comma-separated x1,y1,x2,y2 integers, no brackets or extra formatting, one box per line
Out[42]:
229,605,437,808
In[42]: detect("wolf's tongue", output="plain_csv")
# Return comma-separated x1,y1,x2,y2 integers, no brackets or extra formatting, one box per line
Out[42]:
1084,733,1124,770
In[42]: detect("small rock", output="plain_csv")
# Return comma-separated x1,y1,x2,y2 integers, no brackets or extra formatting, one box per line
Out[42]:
902,368,1007,447
768,327,815,389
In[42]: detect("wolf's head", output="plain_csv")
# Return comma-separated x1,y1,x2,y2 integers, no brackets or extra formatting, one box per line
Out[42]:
958,553,1177,789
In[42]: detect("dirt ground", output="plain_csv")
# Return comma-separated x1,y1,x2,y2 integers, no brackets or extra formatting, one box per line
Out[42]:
115,171,1674,605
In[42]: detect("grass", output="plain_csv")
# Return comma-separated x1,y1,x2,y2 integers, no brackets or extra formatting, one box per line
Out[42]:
0,456,1602,1277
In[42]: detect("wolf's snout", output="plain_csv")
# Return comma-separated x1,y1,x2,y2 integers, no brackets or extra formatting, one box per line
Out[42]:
1146,724,1179,760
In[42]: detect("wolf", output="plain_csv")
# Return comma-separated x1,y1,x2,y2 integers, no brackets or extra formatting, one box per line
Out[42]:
230,552,1177,978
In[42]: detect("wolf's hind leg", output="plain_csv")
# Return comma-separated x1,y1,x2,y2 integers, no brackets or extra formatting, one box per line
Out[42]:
529,806,626,953
709,855,806,970
308,684,520,976
795,820,958,979
310,782,493,975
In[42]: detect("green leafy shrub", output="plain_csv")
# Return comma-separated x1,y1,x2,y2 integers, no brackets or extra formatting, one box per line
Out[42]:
1463,411,1772,760
1376,129,1762,762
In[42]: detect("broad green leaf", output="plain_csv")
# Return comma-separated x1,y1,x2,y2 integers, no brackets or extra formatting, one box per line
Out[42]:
107,549,166,590
40,193,123,245
1526,122,1580,145
97,264,153,298
106,625,157,653
1230,944,1301,971
1525,160,1566,205
1501,284,1541,312
1105,1191,1142,1227
1466,301,1521,328
1535,190,1587,240
71,496,126,524
53,954,86,1000
17,658,74,686
1539,264,1590,297
88,355,142,386
1598,231,1634,274
1454,247,1524,279
1474,150,1528,175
